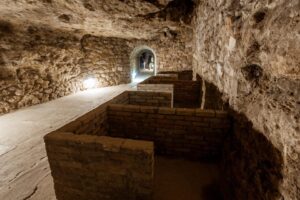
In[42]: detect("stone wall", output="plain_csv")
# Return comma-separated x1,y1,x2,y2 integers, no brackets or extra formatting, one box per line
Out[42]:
222,111,283,200
0,27,131,115
0,25,193,115
131,29,193,72
45,132,154,200
107,104,230,160
192,1,300,198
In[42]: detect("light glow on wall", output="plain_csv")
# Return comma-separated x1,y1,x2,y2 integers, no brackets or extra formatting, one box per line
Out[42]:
83,77,97,89
132,71,137,79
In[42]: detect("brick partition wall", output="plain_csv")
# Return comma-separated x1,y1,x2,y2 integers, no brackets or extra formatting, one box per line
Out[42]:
45,132,154,200
138,76,202,108
128,91,172,107
137,83,174,108
107,104,231,160
137,83,174,95
158,70,193,80
56,91,129,135
156,73,179,79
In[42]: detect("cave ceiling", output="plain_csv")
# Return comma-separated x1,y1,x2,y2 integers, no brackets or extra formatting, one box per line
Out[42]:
0,0,195,39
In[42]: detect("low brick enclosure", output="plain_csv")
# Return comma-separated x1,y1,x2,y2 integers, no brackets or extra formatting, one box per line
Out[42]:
158,70,193,80
127,91,172,107
44,89,231,200
44,78,285,200
107,105,230,160
55,90,172,135
45,133,154,200
138,76,201,108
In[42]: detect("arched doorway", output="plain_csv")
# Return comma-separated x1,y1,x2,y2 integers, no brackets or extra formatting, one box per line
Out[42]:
137,50,155,74
130,46,157,82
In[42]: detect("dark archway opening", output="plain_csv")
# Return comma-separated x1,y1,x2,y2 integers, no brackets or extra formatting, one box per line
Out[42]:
137,49,155,75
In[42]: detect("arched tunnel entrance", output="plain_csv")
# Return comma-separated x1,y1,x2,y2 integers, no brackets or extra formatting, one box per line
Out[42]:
130,45,156,82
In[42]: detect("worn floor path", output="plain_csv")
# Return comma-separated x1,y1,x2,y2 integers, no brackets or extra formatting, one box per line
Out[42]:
0,83,138,200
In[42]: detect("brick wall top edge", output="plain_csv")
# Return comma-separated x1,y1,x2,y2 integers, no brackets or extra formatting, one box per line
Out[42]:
215,110,229,118
137,83,174,88
128,91,172,96
44,131,153,153
108,104,140,110
108,104,228,116
148,80,200,84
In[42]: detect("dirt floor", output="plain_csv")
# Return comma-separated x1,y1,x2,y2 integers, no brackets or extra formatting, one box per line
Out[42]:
154,156,222,200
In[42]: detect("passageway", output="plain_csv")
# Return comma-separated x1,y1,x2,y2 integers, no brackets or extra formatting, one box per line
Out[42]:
0,0,298,199
0,83,138,200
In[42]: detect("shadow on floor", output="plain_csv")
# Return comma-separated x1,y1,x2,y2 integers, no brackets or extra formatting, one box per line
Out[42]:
154,156,222,200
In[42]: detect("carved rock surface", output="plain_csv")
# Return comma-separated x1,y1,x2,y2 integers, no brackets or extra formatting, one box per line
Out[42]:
0,26,192,115
192,0,300,199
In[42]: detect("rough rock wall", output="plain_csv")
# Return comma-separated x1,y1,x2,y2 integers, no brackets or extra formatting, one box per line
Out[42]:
153,35,193,71
222,111,284,200
0,26,131,115
0,23,193,115
192,0,299,199
131,28,193,72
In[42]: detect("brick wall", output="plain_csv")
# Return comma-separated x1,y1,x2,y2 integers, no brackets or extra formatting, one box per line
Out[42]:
128,91,172,107
56,91,129,135
45,132,154,200
156,73,178,79
138,76,202,108
158,70,193,80
137,83,174,95
107,104,231,160
137,83,174,107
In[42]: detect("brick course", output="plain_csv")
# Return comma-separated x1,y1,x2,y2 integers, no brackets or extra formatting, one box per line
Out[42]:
45,132,154,200
107,104,230,160
44,88,231,200
158,70,193,80
138,76,201,108
128,91,172,107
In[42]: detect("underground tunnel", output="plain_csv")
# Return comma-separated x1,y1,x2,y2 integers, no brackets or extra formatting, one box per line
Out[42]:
0,0,299,200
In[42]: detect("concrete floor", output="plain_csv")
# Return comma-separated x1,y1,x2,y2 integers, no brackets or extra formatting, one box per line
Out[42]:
0,83,138,200
154,157,221,200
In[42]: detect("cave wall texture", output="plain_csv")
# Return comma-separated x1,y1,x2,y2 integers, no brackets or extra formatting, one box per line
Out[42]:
192,0,300,199
0,24,192,115
0,0,299,198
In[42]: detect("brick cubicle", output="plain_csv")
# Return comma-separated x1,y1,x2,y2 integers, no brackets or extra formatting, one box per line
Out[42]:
44,88,230,200
55,91,129,135
138,76,202,108
55,91,172,135
45,132,153,200
44,91,169,200
107,104,231,160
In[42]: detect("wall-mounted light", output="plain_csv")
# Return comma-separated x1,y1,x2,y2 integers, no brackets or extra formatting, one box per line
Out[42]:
83,77,97,89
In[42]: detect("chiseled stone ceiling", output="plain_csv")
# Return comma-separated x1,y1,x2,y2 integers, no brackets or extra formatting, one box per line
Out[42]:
0,0,195,39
